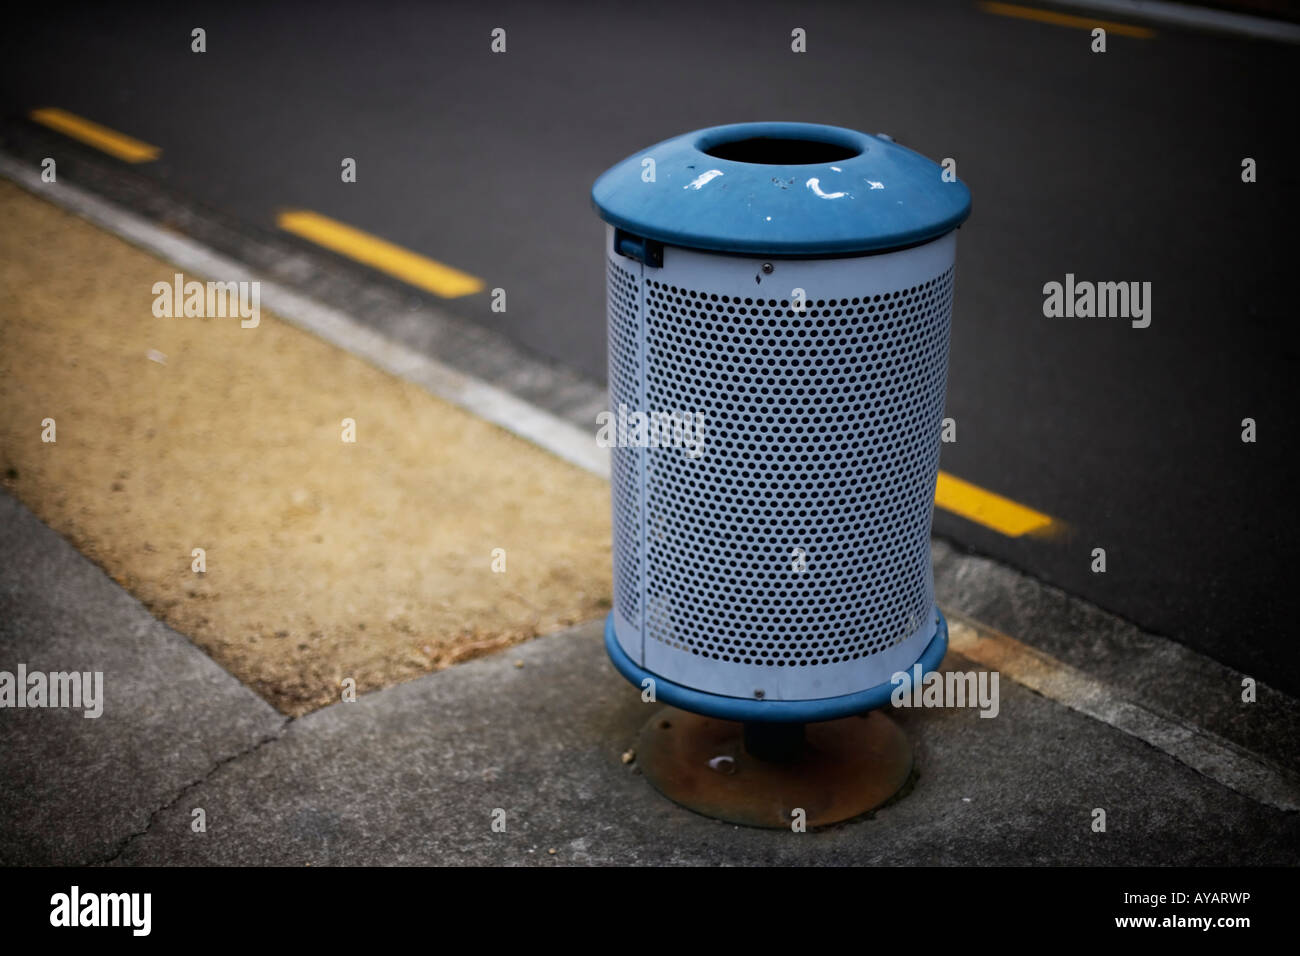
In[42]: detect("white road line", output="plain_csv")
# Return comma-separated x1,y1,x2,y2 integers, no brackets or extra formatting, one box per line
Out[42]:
947,614,1300,811
0,154,610,479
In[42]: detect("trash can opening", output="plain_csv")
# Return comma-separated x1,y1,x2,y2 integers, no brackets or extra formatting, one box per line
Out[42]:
702,126,863,165
699,133,860,166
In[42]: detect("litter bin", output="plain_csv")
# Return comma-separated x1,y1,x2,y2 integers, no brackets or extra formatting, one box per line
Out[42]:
592,122,971,825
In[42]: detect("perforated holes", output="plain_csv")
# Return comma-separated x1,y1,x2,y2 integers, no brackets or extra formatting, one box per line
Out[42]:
632,268,955,667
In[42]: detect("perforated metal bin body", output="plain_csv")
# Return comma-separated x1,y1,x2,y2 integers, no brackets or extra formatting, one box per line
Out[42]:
594,122,972,722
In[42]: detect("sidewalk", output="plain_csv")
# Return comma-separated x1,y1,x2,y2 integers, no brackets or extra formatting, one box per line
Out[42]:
4,489,1297,865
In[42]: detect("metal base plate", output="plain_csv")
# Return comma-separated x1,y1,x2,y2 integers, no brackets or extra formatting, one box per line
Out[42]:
636,707,913,829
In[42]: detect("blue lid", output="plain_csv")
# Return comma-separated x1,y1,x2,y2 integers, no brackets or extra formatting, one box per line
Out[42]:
592,122,971,257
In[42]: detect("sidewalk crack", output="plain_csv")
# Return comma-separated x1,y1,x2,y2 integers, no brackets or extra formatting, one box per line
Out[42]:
90,716,292,866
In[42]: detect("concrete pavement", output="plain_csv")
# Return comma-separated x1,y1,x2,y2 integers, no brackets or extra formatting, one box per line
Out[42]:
0,493,286,866
4,489,1296,866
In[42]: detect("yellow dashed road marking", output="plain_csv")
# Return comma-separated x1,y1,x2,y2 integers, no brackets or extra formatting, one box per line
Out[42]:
30,107,161,162
935,470,1057,537
278,209,485,298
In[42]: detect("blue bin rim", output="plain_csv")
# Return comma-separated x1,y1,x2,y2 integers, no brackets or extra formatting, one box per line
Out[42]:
603,609,949,723
592,121,971,257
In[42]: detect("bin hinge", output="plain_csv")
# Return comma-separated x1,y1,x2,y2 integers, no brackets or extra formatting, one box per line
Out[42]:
614,229,663,268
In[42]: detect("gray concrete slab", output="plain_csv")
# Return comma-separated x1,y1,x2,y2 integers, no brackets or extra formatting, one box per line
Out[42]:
115,618,1299,866
0,492,286,865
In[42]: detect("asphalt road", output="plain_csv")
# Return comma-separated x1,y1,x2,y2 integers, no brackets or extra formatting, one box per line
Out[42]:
2,0,1296,690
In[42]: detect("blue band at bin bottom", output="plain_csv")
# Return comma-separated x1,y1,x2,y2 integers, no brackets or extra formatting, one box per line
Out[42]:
604,610,949,724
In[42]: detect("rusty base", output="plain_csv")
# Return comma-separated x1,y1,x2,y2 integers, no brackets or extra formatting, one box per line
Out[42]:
636,707,913,829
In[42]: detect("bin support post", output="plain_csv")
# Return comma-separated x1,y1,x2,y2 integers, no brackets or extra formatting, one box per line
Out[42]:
636,707,913,829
